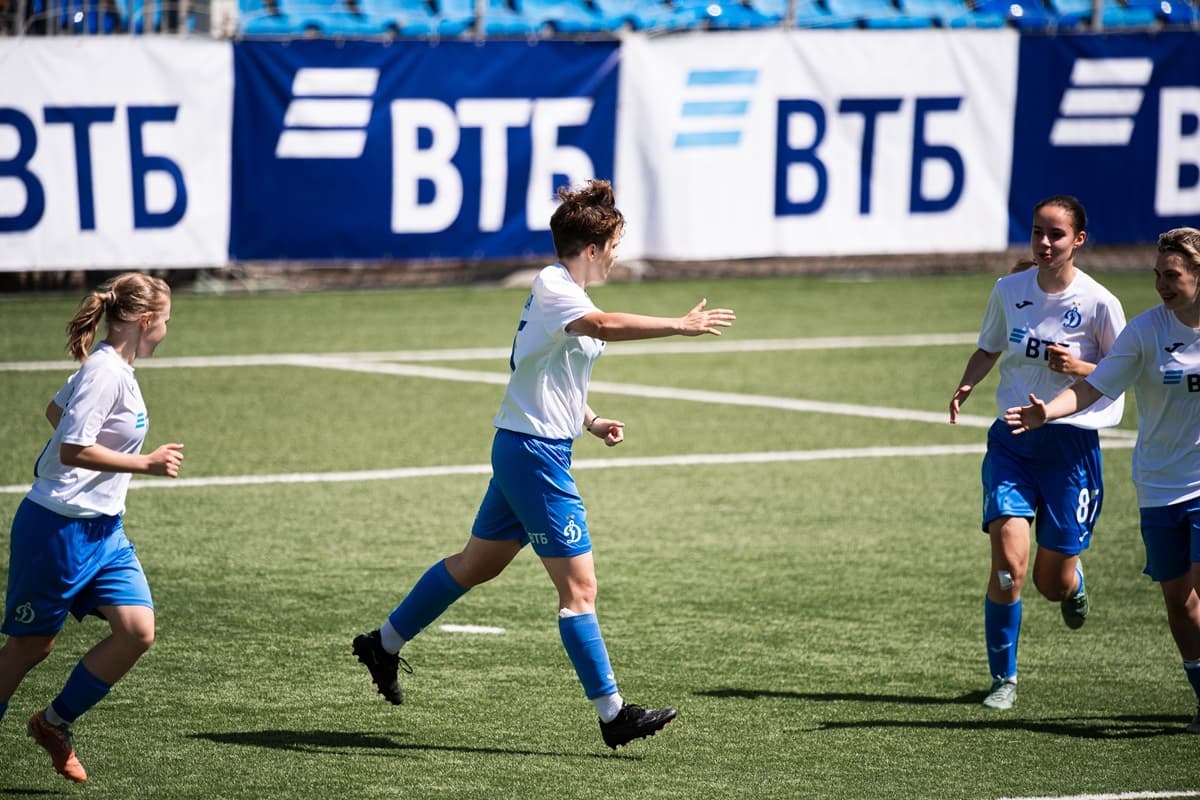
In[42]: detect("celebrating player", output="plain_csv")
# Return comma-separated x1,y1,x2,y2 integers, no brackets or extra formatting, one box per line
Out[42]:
950,196,1127,710
352,179,735,749
1006,228,1200,733
0,273,183,783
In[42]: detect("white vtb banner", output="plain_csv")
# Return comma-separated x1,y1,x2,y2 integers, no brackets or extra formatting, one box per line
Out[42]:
616,30,1019,260
0,39,232,271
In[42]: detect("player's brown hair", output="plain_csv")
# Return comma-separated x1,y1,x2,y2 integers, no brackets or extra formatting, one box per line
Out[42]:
549,180,624,260
66,273,171,362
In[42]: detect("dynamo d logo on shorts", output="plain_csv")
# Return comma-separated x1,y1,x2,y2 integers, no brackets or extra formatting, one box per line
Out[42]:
14,602,36,625
562,516,583,545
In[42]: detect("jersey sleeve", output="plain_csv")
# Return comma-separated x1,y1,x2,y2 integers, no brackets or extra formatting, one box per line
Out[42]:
976,281,1008,353
535,270,600,337
57,364,121,447
52,370,79,410
1095,291,1127,359
1087,321,1144,400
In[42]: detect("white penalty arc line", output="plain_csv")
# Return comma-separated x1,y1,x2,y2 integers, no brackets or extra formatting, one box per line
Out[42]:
997,792,1200,800
0,442,1135,495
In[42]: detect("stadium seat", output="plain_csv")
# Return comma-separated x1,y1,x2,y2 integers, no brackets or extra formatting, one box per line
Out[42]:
974,0,1057,29
823,0,937,26
900,0,1001,25
428,0,476,34
1053,0,1163,25
775,0,857,27
518,0,618,32
358,0,440,35
476,0,541,35
588,0,692,30
1127,0,1196,23
671,0,780,28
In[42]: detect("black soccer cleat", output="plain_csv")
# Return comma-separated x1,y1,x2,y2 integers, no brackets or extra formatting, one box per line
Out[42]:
599,703,677,749
352,629,411,705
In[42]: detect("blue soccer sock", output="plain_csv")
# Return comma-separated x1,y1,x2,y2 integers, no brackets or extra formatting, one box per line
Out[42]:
1184,659,1200,703
984,596,1022,682
50,661,112,724
0,700,8,723
386,560,468,643
557,610,618,701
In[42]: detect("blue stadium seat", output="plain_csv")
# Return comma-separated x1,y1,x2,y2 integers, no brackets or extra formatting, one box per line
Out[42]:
776,0,857,27
1127,0,1196,23
358,0,440,35
477,0,541,34
901,0,1000,25
589,0,692,30
974,0,1057,29
518,0,618,32
672,0,780,28
240,0,298,34
824,0,937,26
428,0,477,34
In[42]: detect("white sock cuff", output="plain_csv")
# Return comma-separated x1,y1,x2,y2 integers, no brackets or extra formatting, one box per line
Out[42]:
379,620,405,654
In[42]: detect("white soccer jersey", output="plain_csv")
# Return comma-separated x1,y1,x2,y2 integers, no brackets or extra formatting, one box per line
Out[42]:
977,267,1126,430
493,264,604,440
1087,304,1200,508
27,343,149,518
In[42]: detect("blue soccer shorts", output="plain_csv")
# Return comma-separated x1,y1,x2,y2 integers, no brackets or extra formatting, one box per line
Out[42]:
980,419,1104,555
3,498,154,637
471,428,592,559
1139,496,1200,583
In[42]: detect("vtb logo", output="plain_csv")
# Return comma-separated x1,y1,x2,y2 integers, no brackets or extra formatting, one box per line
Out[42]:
275,68,379,160
1050,58,1152,147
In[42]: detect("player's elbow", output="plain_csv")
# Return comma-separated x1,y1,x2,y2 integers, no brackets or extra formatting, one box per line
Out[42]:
59,443,86,468
569,313,612,340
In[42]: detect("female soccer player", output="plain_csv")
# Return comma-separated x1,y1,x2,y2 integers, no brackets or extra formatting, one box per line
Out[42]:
353,179,735,749
1006,228,1200,733
0,273,184,783
949,196,1127,710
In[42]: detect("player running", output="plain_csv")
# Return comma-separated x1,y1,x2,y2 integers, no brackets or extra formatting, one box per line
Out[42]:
1007,228,1200,732
950,195,1127,710
352,179,734,748
0,273,183,783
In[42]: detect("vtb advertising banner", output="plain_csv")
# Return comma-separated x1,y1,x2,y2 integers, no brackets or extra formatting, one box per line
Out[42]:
230,40,620,262
1009,32,1200,247
0,39,233,271
615,29,1019,260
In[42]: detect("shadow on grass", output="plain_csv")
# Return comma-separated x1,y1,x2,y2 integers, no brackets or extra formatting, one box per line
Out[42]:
188,730,632,760
0,791,66,797
696,688,1187,739
697,687,985,705
814,715,1188,740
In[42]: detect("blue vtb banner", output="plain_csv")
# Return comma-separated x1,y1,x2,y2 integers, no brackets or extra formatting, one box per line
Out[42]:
1009,32,1200,247
230,40,619,261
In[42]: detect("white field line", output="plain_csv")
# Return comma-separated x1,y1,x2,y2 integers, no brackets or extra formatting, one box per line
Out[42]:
304,356,1136,439
0,442,1137,495
998,792,1200,800
0,334,979,373
0,334,1135,439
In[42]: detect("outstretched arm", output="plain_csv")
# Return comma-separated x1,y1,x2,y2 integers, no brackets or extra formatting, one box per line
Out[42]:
566,298,735,342
1004,380,1105,434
